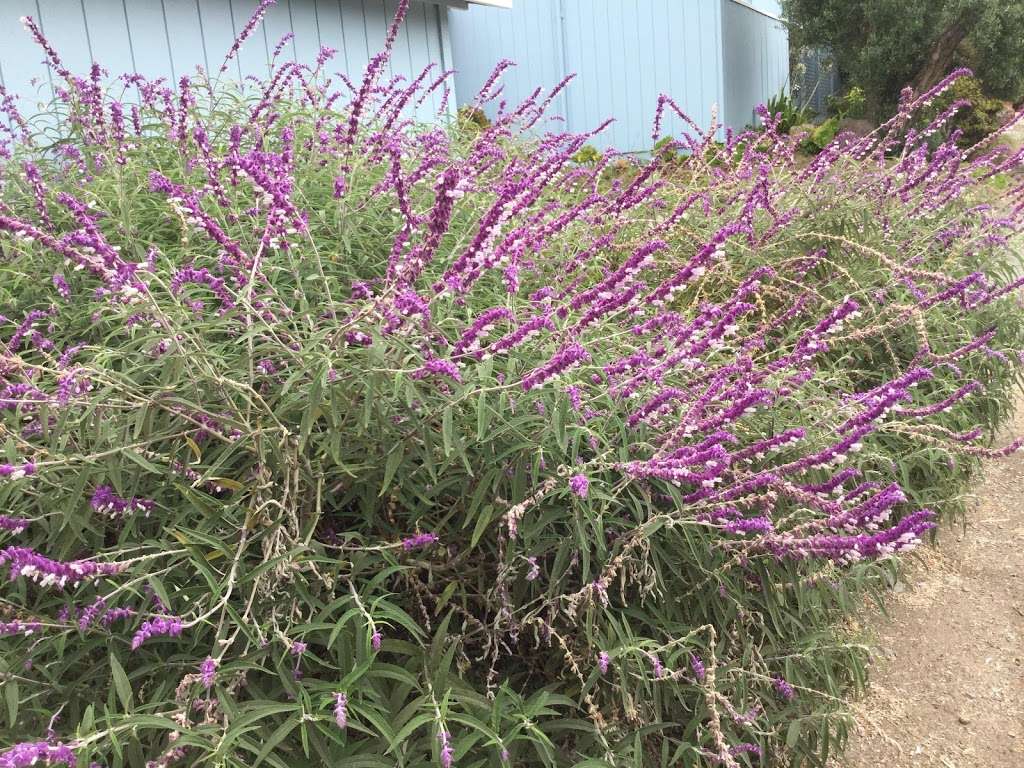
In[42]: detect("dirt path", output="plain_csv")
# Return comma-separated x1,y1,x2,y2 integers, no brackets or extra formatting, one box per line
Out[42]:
839,405,1024,767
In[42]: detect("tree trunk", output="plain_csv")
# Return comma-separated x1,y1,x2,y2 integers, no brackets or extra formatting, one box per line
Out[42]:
913,18,970,94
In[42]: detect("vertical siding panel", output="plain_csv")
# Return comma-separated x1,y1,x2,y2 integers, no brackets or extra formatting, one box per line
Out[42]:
409,1,437,122
1,0,451,124
437,3,455,114
197,1,241,81
229,0,271,79
290,0,323,66
378,1,396,79
422,2,444,117
448,0,766,151
392,0,417,87
341,0,371,76
36,0,94,74
313,0,347,75
562,0,587,132
361,0,388,76
0,3,54,115
82,0,136,77
659,0,676,129
721,0,788,131
122,3,172,81
162,0,209,79
713,0,725,134
263,0,296,62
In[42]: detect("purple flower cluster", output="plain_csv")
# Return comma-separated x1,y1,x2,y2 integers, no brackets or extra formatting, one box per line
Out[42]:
90,486,155,518
772,676,796,702
334,692,348,729
568,474,589,499
0,742,75,768
401,532,439,551
0,4,1021,764
0,547,122,589
200,656,218,689
438,729,454,768
0,515,29,534
131,615,184,650
0,620,42,637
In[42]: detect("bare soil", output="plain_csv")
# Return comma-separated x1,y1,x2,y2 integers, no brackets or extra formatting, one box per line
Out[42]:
838,405,1024,767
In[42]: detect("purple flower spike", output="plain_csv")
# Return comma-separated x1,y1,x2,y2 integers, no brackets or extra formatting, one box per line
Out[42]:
200,656,218,689
0,515,29,534
690,653,706,682
0,463,36,481
773,676,795,701
438,729,454,768
130,615,183,650
371,630,382,652
598,651,610,675
402,532,439,550
0,620,42,637
334,692,348,729
0,546,122,590
648,652,665,679
569,474,589,499
0,741,76,768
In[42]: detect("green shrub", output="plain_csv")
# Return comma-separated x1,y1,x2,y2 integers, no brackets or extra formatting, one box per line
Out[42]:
923,75,1010,147
0,9,1021,768
767,90,816,134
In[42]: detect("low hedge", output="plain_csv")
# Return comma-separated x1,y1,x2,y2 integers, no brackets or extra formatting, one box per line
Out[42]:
0,3,1022,767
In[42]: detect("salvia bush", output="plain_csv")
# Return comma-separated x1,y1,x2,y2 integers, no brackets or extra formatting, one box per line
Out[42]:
0,2,1022,767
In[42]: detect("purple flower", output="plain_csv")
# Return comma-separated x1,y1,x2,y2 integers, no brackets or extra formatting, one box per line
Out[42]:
90,486,154,517
0,546,122,590
371,630,382,652
690,653,706,682
648,652,665,679
52,274,71,299
200,656,218,689
0,463,36,481
0,515,29,534
130,615,183,650
0,741,76,768
402,532,439,551
438,729,454,768
598,651,610,675
569,474,589,499
521,343,589,391
412,359,462,383
0,620,42,637
334,692,348,729
773,676,795,701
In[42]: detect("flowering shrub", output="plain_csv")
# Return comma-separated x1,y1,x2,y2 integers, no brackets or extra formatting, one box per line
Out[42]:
0,2,1022,767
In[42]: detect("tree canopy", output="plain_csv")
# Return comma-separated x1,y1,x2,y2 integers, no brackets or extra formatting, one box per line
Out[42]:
782,0,1024,117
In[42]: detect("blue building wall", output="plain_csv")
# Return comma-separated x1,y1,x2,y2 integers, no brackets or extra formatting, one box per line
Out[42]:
0,0,455,125
448,0,789,152
449,0,726,153
721,0,789,130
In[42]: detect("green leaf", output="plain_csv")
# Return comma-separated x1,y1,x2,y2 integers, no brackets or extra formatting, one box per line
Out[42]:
379,445,404,496
442,405,454,457
786,718,802,749
109,652,133,712
4,678,18,727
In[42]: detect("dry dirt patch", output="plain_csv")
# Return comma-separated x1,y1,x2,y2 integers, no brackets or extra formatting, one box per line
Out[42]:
838,405,1024,768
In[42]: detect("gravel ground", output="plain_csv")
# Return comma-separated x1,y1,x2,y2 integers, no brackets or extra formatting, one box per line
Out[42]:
838,403,1024,767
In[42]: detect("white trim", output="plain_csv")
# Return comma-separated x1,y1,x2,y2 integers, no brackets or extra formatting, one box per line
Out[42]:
417,0,511,8
725,0,783,22
445,0,512,9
